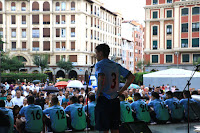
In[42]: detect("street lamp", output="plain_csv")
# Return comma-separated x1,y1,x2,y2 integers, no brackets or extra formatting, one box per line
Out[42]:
175,52,179,68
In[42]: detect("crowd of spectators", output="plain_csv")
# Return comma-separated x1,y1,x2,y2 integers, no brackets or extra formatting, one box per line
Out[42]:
0,82,200,132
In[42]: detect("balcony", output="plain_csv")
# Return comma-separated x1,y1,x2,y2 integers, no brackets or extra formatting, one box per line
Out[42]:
61,8,65,11
71,20,75,24
56,7,60,11
21,7,26,11
61,21,65,24
71,8,75,11
11,7,16,11
32,47,39,51
22,21,26,24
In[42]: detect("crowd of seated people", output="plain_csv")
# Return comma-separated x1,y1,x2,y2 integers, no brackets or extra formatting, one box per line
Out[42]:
0,82,200,132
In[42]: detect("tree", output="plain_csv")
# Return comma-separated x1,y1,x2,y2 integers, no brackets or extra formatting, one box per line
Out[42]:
32,54,49,73
57,57,74,78
193,57,200,66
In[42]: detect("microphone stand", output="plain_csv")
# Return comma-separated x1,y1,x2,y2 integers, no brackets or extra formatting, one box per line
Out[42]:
183,66,199,133
85,65,94,133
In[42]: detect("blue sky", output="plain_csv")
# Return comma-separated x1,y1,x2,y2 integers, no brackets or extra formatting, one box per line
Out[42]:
101,0,146,25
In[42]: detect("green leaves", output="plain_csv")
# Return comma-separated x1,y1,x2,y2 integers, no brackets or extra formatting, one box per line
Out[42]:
57,58,74,78
32,54,49,73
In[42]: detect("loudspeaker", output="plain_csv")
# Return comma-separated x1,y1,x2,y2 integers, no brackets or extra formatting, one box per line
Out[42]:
119,121,152,133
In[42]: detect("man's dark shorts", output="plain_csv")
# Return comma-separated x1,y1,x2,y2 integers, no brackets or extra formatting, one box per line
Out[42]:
95,96,120,131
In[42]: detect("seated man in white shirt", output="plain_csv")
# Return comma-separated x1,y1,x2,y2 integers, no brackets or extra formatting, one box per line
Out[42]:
11,90,25,107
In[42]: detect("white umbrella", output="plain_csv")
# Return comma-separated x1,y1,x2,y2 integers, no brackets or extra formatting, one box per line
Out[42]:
67,80,84,88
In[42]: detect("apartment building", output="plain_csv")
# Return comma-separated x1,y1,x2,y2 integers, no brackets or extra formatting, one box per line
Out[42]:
144,0,200,71
0,0,122,81
122,20,144,73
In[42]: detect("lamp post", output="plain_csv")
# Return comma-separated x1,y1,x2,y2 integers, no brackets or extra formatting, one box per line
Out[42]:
175,52,179,68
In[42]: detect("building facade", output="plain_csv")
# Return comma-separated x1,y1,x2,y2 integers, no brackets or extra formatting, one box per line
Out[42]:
0,0,122,81
122,20,144,73
144,0,200,72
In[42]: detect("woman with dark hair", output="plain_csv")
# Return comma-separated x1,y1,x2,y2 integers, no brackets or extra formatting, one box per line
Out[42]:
78,95,84,105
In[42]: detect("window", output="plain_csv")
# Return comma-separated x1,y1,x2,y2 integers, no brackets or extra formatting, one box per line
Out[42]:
69,55,77,62
56,55,60,63
22,29,26,38
43,15,50,24
61,15,65,24
192,38,199,47
56,42,60,51
0,14,2,24
181,39,188,48
153,40,157,50
32,41,39,51
56,2,60,11
71,41,75,51
182,23,188,32
11,15,15,24
192,22,199,32
43,2,50,11
192,7,200,15
153,0,158,5
0,2,2,11
182,54,189,62
61,2,66,11
32,15,39,24
32,28,39,38
61,28,66,37
167,40,172,49
56,15,60,24
182,8,188,16
71,2,75,10
152,55,158,63
71,28,75,37
32,2,39,11
166,55,172,63
61,42,65,51
167,0,172,3
11,29,16,38
22,15,26,24
0,28,3,37
71,15,75,24
193,54,200,62
43,28,50,37
43,41,50,51
153,11,158,19
167,10,172,18
153,26,157,35
12,42,16,50
21,2,26,11
22,42,26,50
56,29,60,37
11,2,16,11
167,25,172,34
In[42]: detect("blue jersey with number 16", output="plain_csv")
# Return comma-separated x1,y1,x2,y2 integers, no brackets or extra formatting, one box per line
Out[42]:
95,59,130,99
19,104,43,132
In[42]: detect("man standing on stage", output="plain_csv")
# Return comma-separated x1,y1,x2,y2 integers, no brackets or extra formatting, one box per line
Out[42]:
95,43,135,133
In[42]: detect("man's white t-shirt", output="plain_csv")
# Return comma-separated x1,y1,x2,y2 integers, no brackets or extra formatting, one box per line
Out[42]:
11,96,25,107
57,95,65,105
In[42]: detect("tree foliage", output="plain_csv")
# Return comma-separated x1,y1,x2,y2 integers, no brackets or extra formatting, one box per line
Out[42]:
193,57,200,66
32,54,49,73
57,58,74,78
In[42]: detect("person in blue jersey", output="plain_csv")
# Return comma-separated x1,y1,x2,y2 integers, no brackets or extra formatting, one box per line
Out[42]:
95,43,135,133
65,96,86,131
148,92,169,124
0,100,14,133
84,94,96,130
180,90,197,121
131,93,151,123
119,94,134,123
43,96,67,133
61,91,69,105
17,96,43,133
164,91,184,122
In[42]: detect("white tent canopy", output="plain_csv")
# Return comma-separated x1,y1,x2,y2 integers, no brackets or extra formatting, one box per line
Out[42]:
143,68,200,90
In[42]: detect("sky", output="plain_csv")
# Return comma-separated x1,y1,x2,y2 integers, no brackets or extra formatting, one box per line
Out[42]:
101,0,146,25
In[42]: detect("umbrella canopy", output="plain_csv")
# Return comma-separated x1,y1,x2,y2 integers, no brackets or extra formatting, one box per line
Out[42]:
43,86,59,92
55,81,68,87
128,84,141,89
32,80,41,83
67,80,84,88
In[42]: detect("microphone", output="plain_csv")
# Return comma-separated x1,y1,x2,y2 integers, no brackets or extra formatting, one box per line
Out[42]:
90,64,95,68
